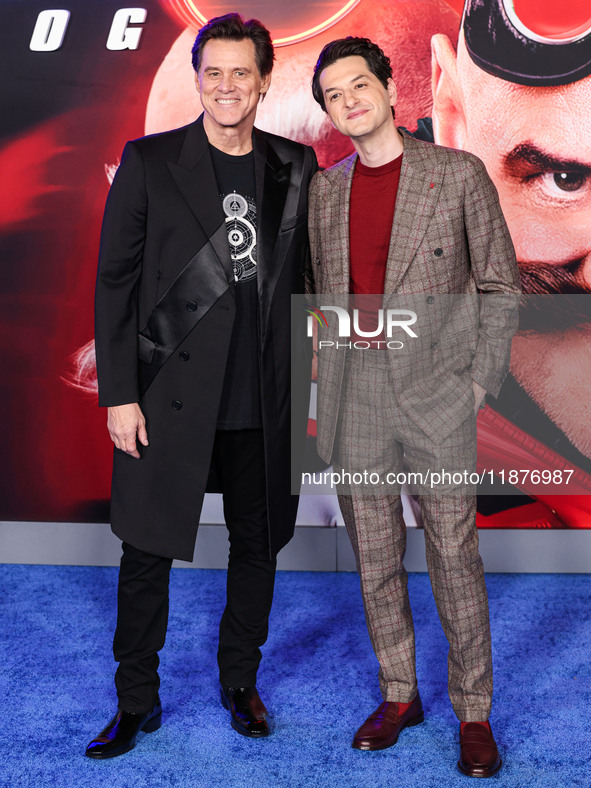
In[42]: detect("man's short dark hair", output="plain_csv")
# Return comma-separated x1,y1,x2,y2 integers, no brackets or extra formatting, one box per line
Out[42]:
191,13,274,78
312,37,393,111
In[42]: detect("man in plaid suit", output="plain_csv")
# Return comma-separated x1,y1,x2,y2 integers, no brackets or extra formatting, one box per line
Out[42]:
309,37,520,777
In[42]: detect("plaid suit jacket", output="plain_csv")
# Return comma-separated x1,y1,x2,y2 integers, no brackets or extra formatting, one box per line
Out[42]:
308,132,521,463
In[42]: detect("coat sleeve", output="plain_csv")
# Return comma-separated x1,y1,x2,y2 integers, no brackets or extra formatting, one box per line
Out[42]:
298,145,317,295
94,141,147,407
463,154,522,398
306,171,324,295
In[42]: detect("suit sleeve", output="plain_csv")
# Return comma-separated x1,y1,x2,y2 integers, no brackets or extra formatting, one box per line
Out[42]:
94,141,147,407
463,155,522,398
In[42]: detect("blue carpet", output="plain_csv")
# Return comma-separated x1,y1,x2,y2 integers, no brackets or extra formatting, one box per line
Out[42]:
0,565,589,787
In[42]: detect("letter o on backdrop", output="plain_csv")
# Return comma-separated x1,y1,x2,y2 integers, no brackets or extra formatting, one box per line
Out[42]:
30,10,71,52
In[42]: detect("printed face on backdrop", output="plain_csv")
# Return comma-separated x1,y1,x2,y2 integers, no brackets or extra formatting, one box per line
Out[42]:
432,32,591,293
195,38,271,137
319,55,397,142
428,3,591,468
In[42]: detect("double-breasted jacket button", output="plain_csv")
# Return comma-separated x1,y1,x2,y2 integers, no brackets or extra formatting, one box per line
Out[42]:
171,400,183,410
179,351,190,361
434,248,443,257
156,270,161,279
315,258,322,267
426,295,435,304
186,301,198,312
431,341,438,349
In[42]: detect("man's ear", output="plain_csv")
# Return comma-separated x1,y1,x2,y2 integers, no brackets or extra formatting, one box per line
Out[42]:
387,77,398,109
260,72,272,102
431,34,466,149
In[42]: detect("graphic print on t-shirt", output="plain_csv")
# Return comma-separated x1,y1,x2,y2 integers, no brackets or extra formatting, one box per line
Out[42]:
222,190,257,283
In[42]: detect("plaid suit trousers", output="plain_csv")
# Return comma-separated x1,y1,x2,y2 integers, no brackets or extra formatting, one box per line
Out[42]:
335,350,493,721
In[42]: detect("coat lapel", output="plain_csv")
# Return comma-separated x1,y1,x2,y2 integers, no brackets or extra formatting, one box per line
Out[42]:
253,129,292,312
383,132,445,293
138,117,235,395
325,153,357,294
167,116,233,282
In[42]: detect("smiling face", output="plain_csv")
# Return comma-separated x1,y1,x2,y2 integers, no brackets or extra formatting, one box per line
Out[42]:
196,38,271,140
319,55,397,142
432,33,591,289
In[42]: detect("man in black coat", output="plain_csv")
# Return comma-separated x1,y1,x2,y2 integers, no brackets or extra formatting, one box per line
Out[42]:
87,13,317,758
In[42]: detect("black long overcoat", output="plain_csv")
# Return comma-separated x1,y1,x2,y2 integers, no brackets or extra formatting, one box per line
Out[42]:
95,115,317,561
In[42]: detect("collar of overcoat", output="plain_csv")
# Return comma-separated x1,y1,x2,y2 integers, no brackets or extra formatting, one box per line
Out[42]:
166,113,293,310
320,130,446,294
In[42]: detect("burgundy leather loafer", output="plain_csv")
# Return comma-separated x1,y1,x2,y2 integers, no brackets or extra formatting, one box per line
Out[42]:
220,684,270,738
458,722,502,778
85,702,162,759
352,693,424,751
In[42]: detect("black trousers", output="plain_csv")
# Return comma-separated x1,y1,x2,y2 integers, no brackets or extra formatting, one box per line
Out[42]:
113,429,277,713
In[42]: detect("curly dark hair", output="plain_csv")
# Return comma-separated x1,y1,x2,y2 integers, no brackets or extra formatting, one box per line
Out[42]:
312,37,393,111
191,12,274,78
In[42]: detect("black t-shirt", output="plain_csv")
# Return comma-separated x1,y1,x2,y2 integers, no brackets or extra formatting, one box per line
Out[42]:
210,144,262,429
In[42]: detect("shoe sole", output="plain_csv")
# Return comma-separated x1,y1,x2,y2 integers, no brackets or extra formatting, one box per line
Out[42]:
457,757,502,778
352,711,425,751
220,690,270,738
85,712,162,760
